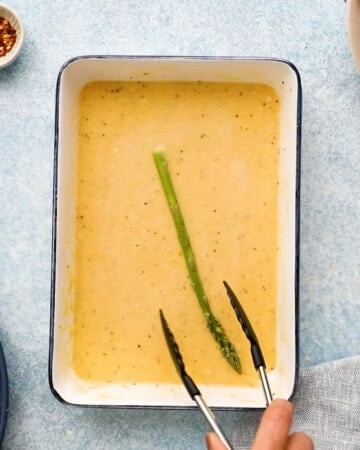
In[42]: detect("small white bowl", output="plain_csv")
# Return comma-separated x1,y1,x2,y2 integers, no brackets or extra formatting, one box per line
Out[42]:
0,3,24,69
348,0,360,72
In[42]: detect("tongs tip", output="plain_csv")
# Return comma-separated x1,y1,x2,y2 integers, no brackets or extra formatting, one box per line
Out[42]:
223,280,273,405
223,280,265,369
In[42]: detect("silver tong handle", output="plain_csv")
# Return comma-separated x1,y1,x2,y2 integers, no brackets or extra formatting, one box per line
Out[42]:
194,395,234,450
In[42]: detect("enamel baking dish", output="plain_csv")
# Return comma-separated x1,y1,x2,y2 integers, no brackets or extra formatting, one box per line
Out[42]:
49,56,301,409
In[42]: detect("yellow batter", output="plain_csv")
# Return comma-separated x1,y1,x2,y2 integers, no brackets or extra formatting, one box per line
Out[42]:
72,80,280,386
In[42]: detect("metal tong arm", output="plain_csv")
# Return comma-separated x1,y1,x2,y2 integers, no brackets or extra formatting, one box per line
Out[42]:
223,281,273,406
159,310,233,449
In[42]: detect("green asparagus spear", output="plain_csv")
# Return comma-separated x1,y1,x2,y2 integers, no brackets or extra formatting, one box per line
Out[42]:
153,150,241,373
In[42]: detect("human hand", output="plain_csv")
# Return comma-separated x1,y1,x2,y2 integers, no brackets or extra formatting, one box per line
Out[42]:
205,399,313,450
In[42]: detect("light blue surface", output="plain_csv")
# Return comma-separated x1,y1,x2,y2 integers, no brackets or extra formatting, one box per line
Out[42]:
0,1,359,448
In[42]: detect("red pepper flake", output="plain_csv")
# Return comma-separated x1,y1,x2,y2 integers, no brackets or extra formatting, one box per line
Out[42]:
0,17,17,57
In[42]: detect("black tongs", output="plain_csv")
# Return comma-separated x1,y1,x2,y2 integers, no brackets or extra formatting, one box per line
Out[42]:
160,309,234,450
223,281,273,406
160,281,273,450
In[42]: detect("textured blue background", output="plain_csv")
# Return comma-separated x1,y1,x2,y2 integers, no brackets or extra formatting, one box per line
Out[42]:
0,1,359,448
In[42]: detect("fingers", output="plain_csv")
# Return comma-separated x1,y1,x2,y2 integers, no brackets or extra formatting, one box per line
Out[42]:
205,432,228,450
287,432,314,450
205,400,313,450
251,399,294,450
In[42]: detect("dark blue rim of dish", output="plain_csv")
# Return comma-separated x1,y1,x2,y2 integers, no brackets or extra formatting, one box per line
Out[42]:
0,341,8,443
49,56,302,409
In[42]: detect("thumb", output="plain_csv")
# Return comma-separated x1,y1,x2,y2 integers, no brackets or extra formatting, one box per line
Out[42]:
252,399,293,450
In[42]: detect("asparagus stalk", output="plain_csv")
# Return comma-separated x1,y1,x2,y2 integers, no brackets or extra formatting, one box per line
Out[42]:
153,150,241,373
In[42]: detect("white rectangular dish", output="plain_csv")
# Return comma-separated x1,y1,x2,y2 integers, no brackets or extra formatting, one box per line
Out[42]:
49,56,301,409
